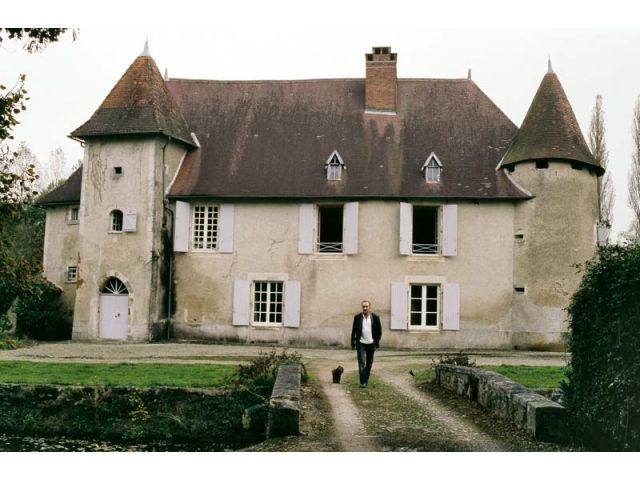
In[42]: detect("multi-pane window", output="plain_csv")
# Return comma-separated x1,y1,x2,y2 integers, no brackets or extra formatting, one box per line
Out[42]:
110,210,123,232
66,266,78,283
410,284,439,328
253,281,284,324
192,205,219,250
318,205,343,252
412,206,439,254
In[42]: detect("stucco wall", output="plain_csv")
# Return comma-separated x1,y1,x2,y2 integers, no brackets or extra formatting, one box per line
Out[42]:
42,206,80,312
72,137,187,341
510,161,598,349
172,200,516,348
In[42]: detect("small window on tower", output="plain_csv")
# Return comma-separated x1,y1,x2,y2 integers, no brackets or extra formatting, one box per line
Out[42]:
325,150,345,181
114,166,123,175
110,210,123,232
535,160,549,169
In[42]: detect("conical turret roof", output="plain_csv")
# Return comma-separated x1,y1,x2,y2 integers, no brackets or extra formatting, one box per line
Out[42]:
501,68,603,174
71,47,195,147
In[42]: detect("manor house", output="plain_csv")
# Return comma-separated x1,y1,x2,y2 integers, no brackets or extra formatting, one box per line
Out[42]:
39,44,603,349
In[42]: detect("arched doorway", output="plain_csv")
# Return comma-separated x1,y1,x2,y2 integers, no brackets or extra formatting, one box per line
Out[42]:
99,277,129,340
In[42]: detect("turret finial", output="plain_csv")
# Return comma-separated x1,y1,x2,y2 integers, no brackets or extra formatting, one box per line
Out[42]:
140,37,151,57
467,68,472,80
547,57,554,74
164,68,169,81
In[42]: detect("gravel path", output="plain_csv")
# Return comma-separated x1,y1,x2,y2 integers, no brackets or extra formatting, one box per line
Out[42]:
309,360,377,452
376,365,505,451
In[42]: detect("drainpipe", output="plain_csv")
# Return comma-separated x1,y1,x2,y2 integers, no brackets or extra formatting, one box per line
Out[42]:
161,135,173,341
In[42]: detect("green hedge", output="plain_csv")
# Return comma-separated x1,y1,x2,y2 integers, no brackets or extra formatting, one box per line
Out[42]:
564,244,640,450
15,279,71,341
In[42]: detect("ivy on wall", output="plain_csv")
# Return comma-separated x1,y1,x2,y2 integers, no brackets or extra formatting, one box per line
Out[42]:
564,244,640,450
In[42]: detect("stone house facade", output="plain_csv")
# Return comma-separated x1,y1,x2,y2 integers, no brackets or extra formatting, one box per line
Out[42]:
39,45,603,349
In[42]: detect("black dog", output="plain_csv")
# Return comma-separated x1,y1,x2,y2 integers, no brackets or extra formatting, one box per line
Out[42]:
332,366,344,384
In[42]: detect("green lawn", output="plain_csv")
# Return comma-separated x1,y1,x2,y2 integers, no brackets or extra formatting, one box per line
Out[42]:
480,365,567,388
0,361,238,387
412,364,567,389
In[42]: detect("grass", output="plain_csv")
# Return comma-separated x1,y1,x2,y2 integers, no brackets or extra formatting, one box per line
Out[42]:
0,334,35,351
0,361,238,387
411,364,567,389
480,365,567,388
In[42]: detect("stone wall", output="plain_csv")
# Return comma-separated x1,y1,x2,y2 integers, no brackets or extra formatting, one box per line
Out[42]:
435,364,566,442
267,363,301,437
0,383,262,448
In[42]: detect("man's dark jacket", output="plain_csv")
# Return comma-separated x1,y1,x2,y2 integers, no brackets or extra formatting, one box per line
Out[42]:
351,313,382,349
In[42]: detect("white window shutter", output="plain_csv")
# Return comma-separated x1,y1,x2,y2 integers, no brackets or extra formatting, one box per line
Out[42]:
123,209,137,232
343,202,359,255
232,280,250,326
442,204,458,257
390,282,409,330
298,204,315,254
399,203,412,255
218,204,235,253
283,281,301,328
443,283,460,330
174,201,190,252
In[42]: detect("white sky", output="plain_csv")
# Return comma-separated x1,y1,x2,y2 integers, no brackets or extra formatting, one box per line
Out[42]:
4,0,640,241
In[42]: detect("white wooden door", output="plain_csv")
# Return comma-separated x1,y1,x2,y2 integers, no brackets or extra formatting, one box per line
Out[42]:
99,294,128,340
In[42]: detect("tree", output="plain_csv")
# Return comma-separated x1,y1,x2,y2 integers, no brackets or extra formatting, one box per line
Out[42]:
1,28,74,316
629,95,640,240
44,146,69,189
589,95,614,227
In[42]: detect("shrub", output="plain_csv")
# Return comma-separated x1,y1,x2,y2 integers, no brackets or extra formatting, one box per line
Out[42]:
433,351,476,367
236,349,306,396
15,279,72,340
563,244,640,451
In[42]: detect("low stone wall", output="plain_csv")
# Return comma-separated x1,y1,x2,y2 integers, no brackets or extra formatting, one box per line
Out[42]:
267,363,301,437
0,383,262,448
435,364,566,443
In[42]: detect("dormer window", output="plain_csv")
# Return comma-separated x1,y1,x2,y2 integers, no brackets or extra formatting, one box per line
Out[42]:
325,150,345,181
422,153,443,183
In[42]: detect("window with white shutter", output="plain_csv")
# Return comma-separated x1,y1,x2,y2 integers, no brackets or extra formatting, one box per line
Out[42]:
123,209,137,232
343,202,359,255
298,204,315,254
232,280,250,326
174,201,190,252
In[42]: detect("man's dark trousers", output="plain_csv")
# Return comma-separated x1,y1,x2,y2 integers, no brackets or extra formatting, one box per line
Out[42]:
356,341,376,385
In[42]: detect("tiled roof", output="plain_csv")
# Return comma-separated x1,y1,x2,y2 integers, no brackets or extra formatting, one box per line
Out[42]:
167,78,528,199
70,54,195,147
501,71,602,174
36,166,82,205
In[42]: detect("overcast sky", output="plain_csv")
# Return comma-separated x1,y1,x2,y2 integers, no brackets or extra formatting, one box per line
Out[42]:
5,1,640,240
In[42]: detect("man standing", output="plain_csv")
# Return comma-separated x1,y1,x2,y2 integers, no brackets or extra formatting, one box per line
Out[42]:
351,300,382,388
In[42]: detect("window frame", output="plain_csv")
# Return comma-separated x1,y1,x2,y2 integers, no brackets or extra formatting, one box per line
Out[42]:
251,280,284,326
411,205,440,255
109,209,124,233
65,266,78,283
66,206,79,225
421,153,443,183
317,204,344,253
409,283,440,330
191,204,219,251
325,150,345,181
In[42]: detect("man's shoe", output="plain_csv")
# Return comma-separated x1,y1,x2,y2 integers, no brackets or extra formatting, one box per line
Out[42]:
360,384,366,388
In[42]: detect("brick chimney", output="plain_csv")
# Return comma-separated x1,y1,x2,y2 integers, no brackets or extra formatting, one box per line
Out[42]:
365,47,397,112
